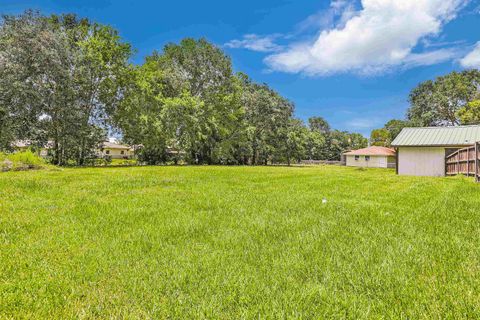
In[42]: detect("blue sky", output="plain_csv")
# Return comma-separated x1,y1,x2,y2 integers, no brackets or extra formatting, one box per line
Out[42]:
3,0,480,135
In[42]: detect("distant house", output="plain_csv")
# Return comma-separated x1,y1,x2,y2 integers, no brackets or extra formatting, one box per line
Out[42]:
392,125,480,177
12,140,31,152
12,139,137,160
98,141,134,159
12,140,52,157
343,146,396,168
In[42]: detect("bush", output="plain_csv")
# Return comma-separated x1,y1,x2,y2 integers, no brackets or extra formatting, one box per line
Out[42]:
0,150,47,172
83,158,107,167
110,159,138,166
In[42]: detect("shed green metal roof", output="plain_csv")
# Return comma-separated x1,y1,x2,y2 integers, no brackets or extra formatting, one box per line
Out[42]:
391,125,480,147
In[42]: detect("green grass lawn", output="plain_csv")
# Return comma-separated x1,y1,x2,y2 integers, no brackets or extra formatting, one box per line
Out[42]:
1,166,480,319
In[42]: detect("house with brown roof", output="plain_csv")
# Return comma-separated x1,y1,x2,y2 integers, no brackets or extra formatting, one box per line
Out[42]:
343,146,396,168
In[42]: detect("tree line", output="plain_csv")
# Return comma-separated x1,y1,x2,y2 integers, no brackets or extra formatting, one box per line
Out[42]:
0,11,368,165
2,11,479,165
370,70,480,147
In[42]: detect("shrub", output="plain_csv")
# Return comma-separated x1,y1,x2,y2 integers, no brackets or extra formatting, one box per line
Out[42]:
110,159,137,166
83,158,107,167
0,150,47,172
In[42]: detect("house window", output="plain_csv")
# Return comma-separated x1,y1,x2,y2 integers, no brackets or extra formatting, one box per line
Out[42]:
365,156,370,161
121,151,125,155
355,155,360,161
106,150,110,155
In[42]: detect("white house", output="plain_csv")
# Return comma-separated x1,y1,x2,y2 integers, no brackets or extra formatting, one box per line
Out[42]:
392,125,480,177
98,141,134,159
13,140,136,160
343,146,396,168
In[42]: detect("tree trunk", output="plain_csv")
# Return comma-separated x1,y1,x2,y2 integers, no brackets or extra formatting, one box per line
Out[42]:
53,138,59,165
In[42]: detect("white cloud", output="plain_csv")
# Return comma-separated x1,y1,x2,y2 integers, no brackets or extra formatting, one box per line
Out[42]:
403,48,460,68
295,0,356,34
421,39,466,48
460,42,480,68
225,34,283,52
265,0,469,76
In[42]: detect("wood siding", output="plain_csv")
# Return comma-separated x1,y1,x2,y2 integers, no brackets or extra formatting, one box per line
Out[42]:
398,147,446,177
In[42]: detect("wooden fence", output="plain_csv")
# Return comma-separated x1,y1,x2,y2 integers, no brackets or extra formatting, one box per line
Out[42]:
300,160,345,166
445,142,480,182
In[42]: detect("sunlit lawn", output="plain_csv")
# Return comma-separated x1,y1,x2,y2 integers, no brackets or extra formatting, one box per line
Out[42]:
1,166,480,318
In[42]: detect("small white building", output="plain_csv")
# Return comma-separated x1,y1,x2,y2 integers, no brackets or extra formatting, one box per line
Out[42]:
343,146,396,168
392,125,480,177
98,141,134,159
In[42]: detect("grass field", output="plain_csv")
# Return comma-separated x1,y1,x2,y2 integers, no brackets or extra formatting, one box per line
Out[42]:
1,166,480,319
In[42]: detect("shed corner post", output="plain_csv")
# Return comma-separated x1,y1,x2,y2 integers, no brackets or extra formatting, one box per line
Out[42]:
395,147,399,175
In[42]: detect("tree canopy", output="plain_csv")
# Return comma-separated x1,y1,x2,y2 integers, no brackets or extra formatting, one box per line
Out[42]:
370,70,480,146
369,119,411,147
1,11,370,165
457,100,480,125
407,70,480,126
0,11,132,165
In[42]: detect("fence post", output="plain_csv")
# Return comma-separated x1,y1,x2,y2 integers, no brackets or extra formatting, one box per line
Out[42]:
467,148,470,177
476,142,479,183
457,151,460,175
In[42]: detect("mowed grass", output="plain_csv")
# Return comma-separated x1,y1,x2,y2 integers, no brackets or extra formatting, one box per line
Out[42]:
1,166,480,319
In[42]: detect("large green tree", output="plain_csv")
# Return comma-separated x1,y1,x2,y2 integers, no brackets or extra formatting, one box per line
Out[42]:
239,74,293,165
305,130,326,160
323,130,368,161
308,116,330,134
369,119,412,147
407,70,480,126
384,119,411,141
159,39,246,164
370,128,391,147
117,39,246,164
283,119,308,165
115,55,175,164
0,105,13,150
0,11,132,165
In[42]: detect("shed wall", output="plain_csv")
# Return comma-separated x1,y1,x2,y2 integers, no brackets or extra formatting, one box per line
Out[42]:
398,147,445,176
346,155,388,168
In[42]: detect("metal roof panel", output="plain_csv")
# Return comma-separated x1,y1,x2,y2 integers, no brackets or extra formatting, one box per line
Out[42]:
391,125,480,147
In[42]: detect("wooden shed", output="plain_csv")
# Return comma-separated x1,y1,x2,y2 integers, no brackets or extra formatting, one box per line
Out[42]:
343,146,396,168
392,125,480,177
